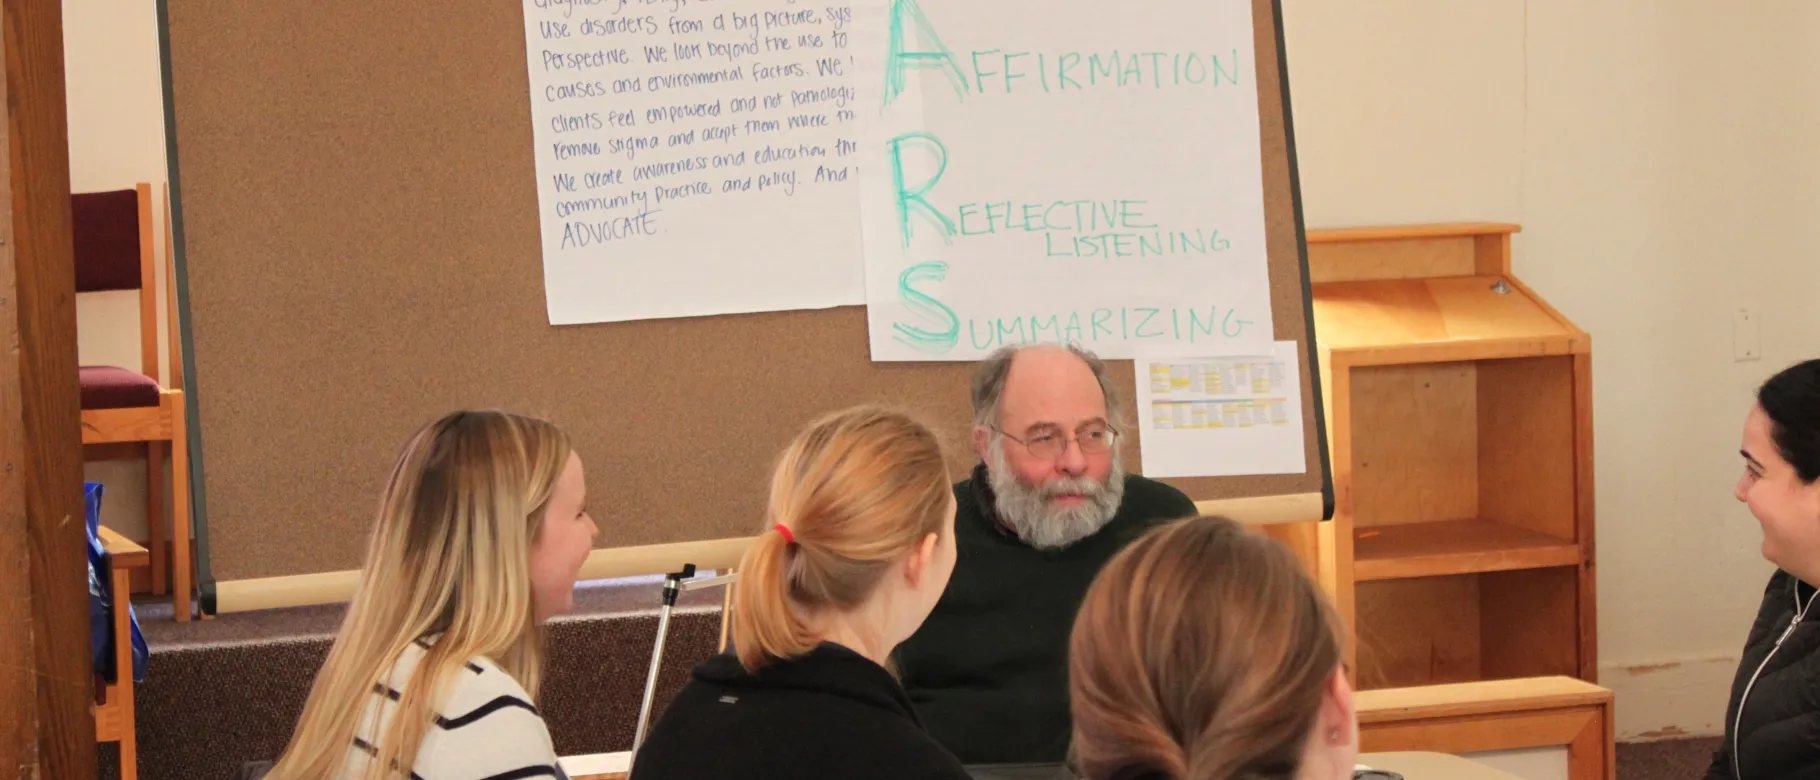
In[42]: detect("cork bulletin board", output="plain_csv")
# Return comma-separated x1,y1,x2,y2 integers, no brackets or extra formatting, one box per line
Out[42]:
161,0,1330,600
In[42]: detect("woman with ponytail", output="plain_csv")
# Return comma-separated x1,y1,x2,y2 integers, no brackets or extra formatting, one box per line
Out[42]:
267,410,597,780
632,405,971,780
1069,515,1357,780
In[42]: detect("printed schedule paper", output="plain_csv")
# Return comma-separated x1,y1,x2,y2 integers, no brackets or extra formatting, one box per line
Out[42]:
1134,341,1306,478
520,0,866,325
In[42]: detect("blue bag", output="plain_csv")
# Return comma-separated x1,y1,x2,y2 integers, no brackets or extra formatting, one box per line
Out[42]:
86,481,149,684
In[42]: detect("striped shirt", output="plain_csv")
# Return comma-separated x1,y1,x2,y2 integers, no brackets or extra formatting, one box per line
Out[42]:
340,638,569,780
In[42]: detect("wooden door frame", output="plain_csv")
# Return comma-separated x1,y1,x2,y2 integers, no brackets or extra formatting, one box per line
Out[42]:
0,0,94,775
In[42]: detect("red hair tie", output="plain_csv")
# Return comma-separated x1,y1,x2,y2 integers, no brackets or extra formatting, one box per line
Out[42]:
774,524,795,544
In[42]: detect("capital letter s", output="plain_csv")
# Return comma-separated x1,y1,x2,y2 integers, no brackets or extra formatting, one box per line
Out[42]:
892,261,960,354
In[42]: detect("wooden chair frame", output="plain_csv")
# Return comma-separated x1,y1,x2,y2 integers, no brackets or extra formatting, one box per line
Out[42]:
80,182,192,621
96,525,147,780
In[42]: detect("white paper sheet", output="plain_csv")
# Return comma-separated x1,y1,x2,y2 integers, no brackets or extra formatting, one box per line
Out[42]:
1134,341,1305,478
854,0,1275,361
521,0,866,325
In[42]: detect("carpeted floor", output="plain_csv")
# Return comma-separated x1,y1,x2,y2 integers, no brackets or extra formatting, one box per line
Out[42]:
1617,737,1722,780
102,577,727,780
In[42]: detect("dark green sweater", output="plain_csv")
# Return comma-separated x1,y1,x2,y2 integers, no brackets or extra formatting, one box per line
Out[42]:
893,464,1198,765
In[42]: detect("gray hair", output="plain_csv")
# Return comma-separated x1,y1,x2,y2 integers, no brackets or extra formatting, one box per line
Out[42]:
969,343,1123,431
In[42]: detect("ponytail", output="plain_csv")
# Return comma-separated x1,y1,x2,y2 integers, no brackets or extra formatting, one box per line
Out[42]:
730,406,953,672
1069,516,1343,780
731,526,819,670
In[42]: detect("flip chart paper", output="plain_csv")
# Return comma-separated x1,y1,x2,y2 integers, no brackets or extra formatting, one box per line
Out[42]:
855,0,1276,360
521,0,867,325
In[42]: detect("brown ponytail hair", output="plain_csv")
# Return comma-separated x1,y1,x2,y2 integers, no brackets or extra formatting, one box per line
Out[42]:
1069,516,1343,780
731,405,953,671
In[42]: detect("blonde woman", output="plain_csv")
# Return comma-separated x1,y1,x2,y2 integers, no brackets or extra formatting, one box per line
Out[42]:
267,410,598,780
1070,516,1357,780
632,405,972,780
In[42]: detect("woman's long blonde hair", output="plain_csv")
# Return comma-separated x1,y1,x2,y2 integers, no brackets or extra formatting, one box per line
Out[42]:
268,410,573,779
1069,516,1343,780
731,405,953,671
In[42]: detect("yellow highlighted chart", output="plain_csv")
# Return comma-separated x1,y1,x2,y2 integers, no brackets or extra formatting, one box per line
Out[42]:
1150,398,1290,430
1135,342,1306,478
1148,356,1287,397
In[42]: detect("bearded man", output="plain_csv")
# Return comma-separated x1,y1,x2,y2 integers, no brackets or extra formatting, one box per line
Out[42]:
893,343,1198,766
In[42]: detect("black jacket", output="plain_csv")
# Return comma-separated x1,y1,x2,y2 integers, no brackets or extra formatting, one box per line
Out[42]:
631,643,972,780
895,466,1197,765
1707,570,1820,780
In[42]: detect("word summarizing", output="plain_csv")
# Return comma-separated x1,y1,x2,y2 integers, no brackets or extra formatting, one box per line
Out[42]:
524,0,865,325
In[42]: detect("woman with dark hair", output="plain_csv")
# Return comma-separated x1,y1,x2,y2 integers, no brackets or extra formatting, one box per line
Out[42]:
1707,359,1820,780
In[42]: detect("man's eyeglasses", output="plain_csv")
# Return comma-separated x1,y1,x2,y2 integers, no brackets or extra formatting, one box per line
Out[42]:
992,425,1118,460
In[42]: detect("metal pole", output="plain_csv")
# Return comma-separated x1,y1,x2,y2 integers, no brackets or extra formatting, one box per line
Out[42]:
632,564,693,751
632,605,672,749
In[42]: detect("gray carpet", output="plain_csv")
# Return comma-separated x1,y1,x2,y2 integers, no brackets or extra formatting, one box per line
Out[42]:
1617,737,1721,780
102,577,726,780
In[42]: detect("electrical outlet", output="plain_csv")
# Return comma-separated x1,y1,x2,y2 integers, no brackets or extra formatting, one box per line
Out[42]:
1734,309,1761,362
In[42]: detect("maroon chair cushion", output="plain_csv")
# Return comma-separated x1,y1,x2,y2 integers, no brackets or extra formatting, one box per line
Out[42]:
79,366,161,410
71,189,141,293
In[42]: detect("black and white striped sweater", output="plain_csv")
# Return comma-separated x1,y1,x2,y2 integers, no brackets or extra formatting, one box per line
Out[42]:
341,638,568,780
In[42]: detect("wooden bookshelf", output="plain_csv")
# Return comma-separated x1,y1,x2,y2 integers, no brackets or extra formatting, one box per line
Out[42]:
1304,223,1596,692
1357,676,1615,780
1354,518,1580,581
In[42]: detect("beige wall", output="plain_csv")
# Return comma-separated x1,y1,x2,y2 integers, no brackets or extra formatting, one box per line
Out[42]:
62,0,1817,741
66,0,171,543
1284,0,1820,739
1520,0,1820,739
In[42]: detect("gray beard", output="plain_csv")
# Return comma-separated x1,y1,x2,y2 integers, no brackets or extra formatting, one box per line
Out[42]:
986,437,1127,551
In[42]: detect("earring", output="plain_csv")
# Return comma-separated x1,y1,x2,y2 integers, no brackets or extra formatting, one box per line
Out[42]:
1327,727,1343,745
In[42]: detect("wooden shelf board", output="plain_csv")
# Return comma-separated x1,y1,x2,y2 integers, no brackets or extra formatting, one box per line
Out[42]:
1356,676,1609,724
1306,222,1521,244
1313,276,1588,361
1354,518,1580,581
